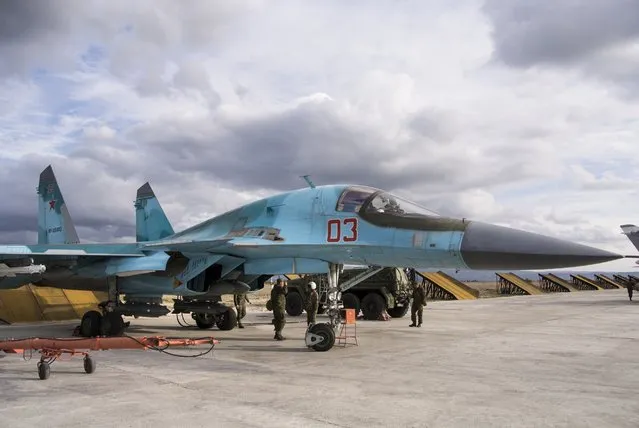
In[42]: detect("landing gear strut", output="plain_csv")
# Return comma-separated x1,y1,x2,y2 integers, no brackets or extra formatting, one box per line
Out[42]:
305,263,384,352
305,263,342,352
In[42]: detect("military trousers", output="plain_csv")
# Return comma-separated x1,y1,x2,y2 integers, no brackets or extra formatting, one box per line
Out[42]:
236,304,246,320
411,304,424,325
273,310,286,332
306,311,316,326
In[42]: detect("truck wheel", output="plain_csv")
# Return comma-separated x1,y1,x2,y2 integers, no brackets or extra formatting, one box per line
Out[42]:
285,292,304,316
361,293,386,320
387,305,409,318
341,293,360,314
216,308,238,330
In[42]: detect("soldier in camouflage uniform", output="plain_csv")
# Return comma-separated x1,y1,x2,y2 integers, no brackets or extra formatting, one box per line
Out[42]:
409,281,426,327
234,292,250,328
306,281,319,326
271,278,288,340
627,278,635,301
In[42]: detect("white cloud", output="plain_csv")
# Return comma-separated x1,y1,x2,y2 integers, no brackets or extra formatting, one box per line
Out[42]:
0,0,638,272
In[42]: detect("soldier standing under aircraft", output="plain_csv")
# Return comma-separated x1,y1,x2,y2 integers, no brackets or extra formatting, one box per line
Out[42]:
409,281,427,327
271,278,288,340
627,278,635,301
306,281,319,326
234,292,250,328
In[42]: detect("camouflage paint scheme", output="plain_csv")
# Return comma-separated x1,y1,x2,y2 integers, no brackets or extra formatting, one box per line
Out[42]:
0,166,624,299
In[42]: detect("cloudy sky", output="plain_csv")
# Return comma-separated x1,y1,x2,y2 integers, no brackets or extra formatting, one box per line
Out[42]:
1,0,638,271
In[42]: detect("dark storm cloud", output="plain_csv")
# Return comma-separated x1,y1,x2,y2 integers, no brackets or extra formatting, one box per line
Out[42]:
483,0,639,67
0,0,259,77
82,96,552,200
0,1,66,43
0,155,136,243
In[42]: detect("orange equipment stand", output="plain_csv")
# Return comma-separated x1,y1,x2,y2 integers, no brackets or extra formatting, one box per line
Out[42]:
335,308,358,347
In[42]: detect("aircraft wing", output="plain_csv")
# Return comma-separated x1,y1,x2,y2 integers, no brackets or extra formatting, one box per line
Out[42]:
0,243,145,259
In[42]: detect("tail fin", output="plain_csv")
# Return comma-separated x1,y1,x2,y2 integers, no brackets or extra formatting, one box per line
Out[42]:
620,224,639,252
134,182,174,242
37,165,80,244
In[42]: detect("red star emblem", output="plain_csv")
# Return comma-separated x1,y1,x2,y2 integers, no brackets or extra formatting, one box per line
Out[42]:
49,200,56,210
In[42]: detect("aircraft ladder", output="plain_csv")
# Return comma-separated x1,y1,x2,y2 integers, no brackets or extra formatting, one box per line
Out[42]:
495,273,543,295
416,271,478,300
570,275,603,291
594,274,623,289
538,273,579,292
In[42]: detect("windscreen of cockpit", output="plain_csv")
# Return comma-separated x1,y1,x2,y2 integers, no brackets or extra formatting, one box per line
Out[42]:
335,186,377,212
364,192,440,218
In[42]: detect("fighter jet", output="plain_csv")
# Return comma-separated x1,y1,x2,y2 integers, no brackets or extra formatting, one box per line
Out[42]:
0,166,625,351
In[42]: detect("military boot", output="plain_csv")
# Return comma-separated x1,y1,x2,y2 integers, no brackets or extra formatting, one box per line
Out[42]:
275,331,286,340
238,320,244,329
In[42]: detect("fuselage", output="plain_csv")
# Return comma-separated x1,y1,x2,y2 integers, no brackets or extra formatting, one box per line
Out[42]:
6,184,623,297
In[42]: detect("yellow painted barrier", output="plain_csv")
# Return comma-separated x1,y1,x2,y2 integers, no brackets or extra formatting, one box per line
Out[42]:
0,285,107,324
0,287,45,323
30,286,78,321
62,289,105,318
497,273,543,295
418,271,478,300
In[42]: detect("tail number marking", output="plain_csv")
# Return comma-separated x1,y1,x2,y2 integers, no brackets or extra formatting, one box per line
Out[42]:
327,218,358,242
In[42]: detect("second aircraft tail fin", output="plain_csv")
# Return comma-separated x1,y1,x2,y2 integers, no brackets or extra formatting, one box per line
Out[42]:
134,182,174,242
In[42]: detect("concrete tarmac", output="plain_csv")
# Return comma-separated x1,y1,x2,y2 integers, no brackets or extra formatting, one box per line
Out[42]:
1,289,638,427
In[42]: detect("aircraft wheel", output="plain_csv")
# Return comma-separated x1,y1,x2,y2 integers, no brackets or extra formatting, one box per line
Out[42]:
80,311,102,337
215,308,237,330
37,362,50,380
83,355,96,374
341,293,360,314
100,312,125,336
194,313,215,329
360,293,386,320
387,305,409,318
285,292,304,316
309,323,335,352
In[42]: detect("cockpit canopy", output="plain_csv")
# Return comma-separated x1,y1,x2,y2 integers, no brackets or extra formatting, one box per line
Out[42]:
336,185,440,218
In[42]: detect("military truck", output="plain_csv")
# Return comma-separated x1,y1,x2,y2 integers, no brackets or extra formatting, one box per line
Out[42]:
283,267,412,320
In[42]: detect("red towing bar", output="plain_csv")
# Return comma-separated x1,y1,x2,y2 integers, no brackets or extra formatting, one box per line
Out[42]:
0,335,219,380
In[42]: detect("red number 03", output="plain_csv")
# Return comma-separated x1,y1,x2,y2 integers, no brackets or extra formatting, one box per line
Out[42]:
327,218,358,242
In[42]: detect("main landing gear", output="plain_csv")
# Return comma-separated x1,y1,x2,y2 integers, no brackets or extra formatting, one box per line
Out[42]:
172,298,238,331
79,276,127,338
304,263,383,352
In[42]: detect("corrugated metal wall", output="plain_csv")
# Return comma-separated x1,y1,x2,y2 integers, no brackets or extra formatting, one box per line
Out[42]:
0,285,107,324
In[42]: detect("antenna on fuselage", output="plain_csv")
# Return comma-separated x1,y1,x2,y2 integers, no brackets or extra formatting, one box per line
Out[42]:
300,175,316,188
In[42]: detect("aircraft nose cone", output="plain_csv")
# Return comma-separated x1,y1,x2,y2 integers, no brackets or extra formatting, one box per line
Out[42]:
460,221,623,270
